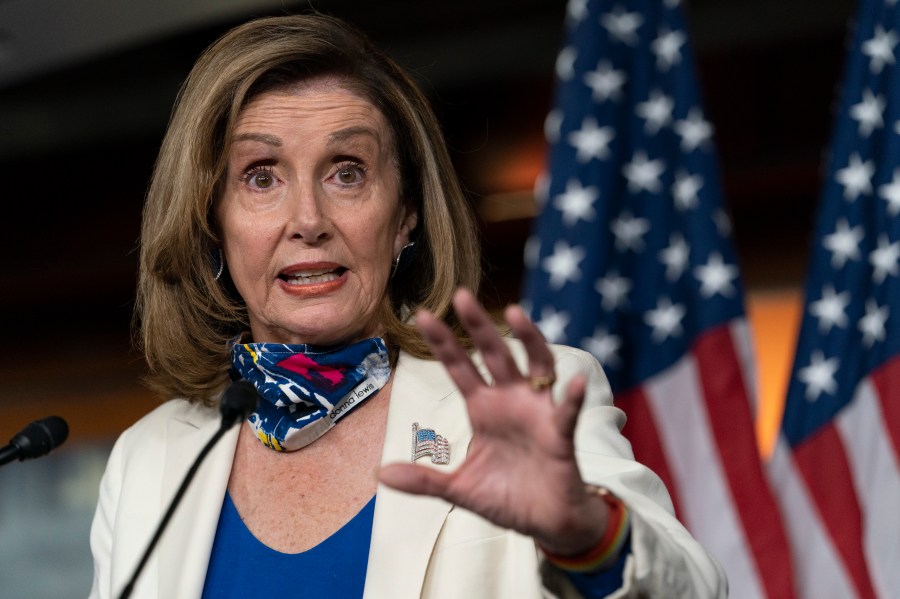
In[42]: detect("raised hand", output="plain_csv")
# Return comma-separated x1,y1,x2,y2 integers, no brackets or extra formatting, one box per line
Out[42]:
379,288,609,556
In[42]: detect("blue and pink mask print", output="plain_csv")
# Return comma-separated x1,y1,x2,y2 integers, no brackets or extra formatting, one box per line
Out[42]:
230,337,391,451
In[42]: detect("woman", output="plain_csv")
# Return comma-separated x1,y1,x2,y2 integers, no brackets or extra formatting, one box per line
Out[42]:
89,14,726,599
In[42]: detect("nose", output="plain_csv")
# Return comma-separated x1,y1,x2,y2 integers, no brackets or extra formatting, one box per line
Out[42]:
288,183,331,243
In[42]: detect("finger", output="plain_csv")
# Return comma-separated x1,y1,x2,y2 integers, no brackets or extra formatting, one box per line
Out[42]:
379,463,453,498
555,373,587,439
416,307,487,396
452,288,522,386
505,303,556,389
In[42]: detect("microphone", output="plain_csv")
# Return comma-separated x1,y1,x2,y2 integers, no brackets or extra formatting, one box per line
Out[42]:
118,380,258,599
0,416,69,468
219,379,261,428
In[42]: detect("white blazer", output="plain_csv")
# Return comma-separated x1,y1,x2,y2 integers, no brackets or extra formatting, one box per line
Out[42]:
89,342,726,598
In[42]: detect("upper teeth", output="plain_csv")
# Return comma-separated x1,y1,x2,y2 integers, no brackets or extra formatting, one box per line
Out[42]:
284,269,339,285
287,268,333,277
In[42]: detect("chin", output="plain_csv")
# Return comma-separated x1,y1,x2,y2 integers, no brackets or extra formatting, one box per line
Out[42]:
278,321,378,347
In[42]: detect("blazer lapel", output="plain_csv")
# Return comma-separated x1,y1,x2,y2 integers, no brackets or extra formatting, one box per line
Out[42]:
363,352,472,599
156,405,240,599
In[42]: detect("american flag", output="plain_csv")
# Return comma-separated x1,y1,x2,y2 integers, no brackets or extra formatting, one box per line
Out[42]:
768,1,900,597
521,1,796,597
412,423,450,465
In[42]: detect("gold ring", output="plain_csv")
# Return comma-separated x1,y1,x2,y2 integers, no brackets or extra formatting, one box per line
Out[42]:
528,374,556,392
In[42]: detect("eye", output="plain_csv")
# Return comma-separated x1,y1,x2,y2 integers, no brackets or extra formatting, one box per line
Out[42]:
242,165,278,190
251,171,274,189
334,162,366,185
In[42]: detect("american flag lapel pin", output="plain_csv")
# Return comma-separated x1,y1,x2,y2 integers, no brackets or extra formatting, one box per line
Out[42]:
411,422,450,465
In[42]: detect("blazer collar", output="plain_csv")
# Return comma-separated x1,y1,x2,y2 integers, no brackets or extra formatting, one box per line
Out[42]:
363,351,471,599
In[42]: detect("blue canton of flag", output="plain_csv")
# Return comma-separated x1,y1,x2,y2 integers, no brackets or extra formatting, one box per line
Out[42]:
769,1,900,598
522,1,797,597
522,0,741,390
411,423,450,465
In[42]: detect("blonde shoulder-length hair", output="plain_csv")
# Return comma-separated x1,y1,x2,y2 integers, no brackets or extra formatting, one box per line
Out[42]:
138,14,481,404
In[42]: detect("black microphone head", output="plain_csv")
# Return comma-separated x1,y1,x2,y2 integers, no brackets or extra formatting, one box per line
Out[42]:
219,380,259,428
11,416,69,460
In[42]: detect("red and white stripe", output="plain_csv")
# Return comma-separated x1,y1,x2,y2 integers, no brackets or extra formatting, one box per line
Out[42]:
617,320,796,599
769,356,900,599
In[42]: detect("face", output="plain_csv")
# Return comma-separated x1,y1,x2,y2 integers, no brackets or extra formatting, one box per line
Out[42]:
216,80,417,346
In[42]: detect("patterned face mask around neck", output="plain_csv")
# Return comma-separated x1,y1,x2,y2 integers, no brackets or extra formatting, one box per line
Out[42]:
230,337,391,451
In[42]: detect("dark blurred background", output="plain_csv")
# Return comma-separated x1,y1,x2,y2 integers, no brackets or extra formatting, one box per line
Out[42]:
0,0,854,441
0,0,857,595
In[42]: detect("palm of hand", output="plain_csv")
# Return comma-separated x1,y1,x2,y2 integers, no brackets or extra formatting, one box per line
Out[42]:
437,378,587,540
379,289,606,554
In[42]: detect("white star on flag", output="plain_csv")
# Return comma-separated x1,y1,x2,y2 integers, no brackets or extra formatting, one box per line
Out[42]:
835,152,875,201
581,326,622,368
809,285,851,333
595,271,632,310
858,298,889,348
797,350,839,401
713,209,732,237
849,89,885,136
554,179,599,226
601,7,644,46
544,109,563,143
623,151,666,193
672,170,703,210
822,218,863,268
611,211,651,251
651,27,686,71
644,296,686,342
659,233,690,281
674,107,713,151
568,117,615,162
584,60,627,103
542,241,586,289
535,306,570,343
693,252,738,298
877,168,900,216
636,89,674,135
567,0,588,23
869,234,900,283
556,46,577,81
862,24,898,74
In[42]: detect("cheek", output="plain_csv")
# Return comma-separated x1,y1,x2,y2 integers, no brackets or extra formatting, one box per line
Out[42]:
223,218,278,283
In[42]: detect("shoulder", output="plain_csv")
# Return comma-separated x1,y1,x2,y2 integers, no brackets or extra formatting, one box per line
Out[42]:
500,339,612,395
507,338,604,371
396,337,612,408
96,398,222,521
114,398,220,453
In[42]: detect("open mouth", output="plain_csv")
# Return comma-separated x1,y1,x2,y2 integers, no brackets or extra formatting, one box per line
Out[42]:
279,267,347,286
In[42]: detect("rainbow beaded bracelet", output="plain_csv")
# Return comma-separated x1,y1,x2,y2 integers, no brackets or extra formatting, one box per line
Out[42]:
540,486,631,573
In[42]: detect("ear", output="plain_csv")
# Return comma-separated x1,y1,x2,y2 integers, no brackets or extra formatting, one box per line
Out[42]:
393,202,419,256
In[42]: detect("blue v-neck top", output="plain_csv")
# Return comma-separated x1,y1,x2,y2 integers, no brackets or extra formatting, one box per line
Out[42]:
200,492,376,599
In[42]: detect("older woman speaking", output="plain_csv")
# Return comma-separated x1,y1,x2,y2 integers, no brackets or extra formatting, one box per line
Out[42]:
89,13,726,599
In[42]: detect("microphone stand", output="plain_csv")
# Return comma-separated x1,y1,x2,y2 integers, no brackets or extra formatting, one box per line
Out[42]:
117,423,229,599
118,381,257,599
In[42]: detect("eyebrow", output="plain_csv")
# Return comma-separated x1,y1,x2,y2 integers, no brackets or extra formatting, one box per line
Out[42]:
231,132,282,147
327,125,382,147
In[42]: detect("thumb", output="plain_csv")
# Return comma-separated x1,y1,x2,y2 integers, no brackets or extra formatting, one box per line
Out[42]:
379,463,454,499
